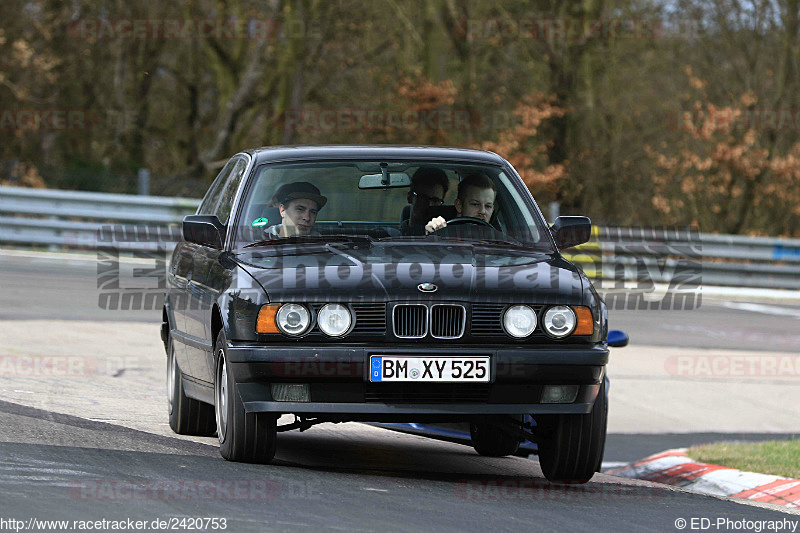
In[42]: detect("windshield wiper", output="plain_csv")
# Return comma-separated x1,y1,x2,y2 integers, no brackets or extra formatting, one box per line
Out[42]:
421,235,524,247
474,239,557,253
243,235,373,248
379,235,527,247
470,238,523,247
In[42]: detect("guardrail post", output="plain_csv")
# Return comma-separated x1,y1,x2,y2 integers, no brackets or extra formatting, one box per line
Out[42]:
549,201,560,222
138,168,150,196
5,159,19,183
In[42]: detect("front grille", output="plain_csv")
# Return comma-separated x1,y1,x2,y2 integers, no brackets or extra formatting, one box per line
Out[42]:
471,304,507,336
430,305,465,339
393,304,427,338
351,303,386,334
365,383,491,403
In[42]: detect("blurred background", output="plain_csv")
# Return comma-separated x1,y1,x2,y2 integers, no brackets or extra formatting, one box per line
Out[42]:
1,0,799,236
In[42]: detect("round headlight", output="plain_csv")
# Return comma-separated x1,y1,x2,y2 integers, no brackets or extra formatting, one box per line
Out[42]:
503,305,537,338
543,306,577,338
276,303,311,336
317,304,352,337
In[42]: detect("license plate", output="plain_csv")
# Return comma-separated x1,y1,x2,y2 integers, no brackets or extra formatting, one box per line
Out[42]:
369,356,490,382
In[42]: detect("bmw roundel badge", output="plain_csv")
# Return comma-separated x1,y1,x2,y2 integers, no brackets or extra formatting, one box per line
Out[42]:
417,283,438,293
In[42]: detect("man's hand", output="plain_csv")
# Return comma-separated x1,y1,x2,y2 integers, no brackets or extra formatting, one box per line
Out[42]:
425,216,447,234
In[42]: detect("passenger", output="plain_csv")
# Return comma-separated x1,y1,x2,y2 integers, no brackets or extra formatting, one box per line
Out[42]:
424,173,496,234
401,166,449,235
264,182,327,237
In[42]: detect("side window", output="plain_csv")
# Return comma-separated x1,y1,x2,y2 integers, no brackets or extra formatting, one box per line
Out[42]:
214,157,248,224
497,171,540,242
198,159,236,215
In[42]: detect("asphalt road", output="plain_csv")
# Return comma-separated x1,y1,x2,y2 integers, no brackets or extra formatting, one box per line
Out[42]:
1,400,795,532
1,248,799,530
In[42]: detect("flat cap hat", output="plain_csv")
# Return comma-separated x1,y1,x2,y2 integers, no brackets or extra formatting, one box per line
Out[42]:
274,181,327,210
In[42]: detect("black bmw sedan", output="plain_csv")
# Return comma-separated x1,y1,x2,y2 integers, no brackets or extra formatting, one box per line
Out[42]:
163,145,627,484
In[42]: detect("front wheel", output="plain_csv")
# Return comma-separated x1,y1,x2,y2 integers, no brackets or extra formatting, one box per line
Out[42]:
167,338,216,436
536,379,608,484
214,331,278,463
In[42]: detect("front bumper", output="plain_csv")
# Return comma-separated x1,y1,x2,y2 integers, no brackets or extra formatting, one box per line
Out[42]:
226,342,608,416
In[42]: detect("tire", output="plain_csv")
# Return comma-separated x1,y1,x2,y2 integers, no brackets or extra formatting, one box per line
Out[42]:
470,416,521,457
214,330,278,463
167,337,217,436
536,379,608,484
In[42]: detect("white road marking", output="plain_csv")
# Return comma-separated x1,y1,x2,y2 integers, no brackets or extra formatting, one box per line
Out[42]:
0,248,100,262
0,248,159,265
723,302,800,319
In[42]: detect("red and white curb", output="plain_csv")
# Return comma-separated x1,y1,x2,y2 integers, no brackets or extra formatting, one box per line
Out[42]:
608,448,800,508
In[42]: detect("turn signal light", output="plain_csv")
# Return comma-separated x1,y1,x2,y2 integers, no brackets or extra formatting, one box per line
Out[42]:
256,304,281,334
571,306,594,336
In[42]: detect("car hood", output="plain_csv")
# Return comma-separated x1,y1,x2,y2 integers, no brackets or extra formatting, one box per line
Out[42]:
232,242,584,305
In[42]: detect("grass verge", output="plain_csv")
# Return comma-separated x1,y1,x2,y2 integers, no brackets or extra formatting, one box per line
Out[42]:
687,439,800,478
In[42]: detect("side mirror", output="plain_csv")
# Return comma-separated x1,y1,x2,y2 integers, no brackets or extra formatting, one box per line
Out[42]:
183,215,225,249
550,216,592,249
608,329,629,348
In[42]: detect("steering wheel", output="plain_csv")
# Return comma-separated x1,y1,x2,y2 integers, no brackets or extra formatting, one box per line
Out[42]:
442,217,494,229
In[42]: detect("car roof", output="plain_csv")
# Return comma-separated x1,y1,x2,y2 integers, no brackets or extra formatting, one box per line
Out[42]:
243,145,508,166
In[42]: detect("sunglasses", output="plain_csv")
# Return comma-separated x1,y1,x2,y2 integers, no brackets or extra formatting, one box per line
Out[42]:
411,191,444,206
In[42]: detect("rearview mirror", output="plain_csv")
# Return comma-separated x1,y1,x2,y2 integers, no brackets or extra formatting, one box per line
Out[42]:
550,216,592,249
183,215,225,249
359,172,411,189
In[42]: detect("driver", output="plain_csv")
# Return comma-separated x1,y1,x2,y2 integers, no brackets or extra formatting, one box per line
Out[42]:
401,166,449,235
424,173,496,234
263,182,327,238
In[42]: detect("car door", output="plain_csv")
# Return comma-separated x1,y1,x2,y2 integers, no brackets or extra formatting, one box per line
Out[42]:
166,241,195,374
180,158,237,380
186,155,249,383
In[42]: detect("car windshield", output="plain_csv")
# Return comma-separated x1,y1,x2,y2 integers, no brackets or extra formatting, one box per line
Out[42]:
231,160,554,253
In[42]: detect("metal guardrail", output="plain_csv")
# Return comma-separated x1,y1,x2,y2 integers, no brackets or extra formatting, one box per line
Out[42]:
0,185,198,251
563,227,800,290
1,185,799,289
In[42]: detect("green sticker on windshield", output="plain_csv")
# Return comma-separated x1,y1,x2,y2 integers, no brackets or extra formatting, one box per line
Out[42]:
252,217,269,227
